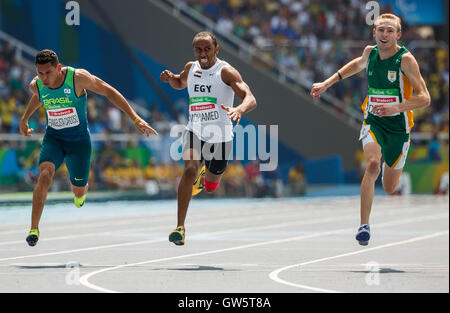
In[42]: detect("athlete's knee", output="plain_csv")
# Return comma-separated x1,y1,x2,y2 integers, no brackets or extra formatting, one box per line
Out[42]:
204,178,220,192
183,164,200,181
38,167,55,186
366,158,381,176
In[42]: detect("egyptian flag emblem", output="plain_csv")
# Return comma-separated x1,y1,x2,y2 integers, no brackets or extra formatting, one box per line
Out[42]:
194,70,202,78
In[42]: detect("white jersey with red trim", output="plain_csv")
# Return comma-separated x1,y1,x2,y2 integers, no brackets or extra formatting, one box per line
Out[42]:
186,58,235,143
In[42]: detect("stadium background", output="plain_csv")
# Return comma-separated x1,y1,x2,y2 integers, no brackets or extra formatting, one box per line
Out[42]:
0,0,448,203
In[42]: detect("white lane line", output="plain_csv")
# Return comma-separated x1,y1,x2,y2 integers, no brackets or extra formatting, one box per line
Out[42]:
0,205,359,246
79,229,352,293
268,230,449,293
78,213,448,293
1,195,430,236
1,202,437,246
0,199,332,236
0,212,358,262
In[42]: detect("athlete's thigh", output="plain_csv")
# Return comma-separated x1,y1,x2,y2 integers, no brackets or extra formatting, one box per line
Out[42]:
182,130,203,163
363,141,382,163
360,122,385,152
64,137,92,187
183,153,202,172
204,141,232,182
39,133,64,171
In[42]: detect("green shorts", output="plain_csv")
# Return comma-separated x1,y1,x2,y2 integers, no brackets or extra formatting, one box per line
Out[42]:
360,121,410,169
39,133,92,187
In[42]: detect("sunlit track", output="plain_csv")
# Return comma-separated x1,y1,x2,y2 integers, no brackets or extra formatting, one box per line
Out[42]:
0,195,448,293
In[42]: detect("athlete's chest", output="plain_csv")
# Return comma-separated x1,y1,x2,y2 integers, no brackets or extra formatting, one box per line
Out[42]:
40,86,77,111
368,59,402,88
188,70,224,95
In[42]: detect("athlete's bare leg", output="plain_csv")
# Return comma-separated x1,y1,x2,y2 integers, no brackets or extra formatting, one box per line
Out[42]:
177,148,201,227
360,142,382,225
381,163,403,194
72,184,88,198
30,162,55,230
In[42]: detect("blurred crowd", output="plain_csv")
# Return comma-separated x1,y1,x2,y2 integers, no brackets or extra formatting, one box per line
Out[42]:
2,0,449,197
0,40,306,197
13,143,307,198
181,0,449,137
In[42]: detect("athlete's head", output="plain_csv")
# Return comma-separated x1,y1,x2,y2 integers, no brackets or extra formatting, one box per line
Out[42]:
373,13,402,49
35,49,62,88
192,31,219,69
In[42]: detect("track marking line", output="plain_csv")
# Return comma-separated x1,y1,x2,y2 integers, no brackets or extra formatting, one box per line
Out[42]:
268,230,449,293
78,212,448,293
0,212,360,262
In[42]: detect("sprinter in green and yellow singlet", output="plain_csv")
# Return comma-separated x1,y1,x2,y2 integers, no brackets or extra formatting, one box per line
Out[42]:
20,50,158,247
310,14,430,245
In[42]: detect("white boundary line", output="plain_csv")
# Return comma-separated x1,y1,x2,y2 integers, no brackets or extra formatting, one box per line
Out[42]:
268,230,449,293
0,197,338,236
0,206,358,246
0,202,436,246
0,212,358,262
78,213,448,293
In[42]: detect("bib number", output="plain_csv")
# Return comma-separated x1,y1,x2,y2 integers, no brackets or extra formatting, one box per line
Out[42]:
367,89,400,117
47,107,80,130
189,97,220,124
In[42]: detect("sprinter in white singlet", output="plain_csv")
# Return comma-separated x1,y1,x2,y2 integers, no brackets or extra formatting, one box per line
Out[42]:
160,31,257,246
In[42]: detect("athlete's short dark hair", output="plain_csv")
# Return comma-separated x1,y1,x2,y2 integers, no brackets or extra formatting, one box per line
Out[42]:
35,49,59,66
193,31,218,47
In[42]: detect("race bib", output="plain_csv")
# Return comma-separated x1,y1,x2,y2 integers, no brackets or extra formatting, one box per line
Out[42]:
189,97,220,124
47,107,80,130
367,88,400,117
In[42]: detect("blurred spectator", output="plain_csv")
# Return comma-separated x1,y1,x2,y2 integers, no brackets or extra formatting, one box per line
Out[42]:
260,167,283,198
222,159,252,197
244,159,264,196
428,133,442,161
17,147,40,191
287,161,306,196
101,156,123,190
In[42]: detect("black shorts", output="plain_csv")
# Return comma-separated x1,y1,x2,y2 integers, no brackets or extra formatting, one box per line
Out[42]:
182,130,232,175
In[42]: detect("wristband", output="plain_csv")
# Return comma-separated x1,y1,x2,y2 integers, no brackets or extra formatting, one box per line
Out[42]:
337,71,343,80
133,117,141,125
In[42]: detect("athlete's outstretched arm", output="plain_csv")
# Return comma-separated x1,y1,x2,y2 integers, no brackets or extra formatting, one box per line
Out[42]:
160,62,193,90
311,45,374,98
75,69,158,137
19,80,41,137
373,53,430,117
220,66,257,126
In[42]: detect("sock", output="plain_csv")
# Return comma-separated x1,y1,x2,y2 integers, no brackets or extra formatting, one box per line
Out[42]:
204,179,220,192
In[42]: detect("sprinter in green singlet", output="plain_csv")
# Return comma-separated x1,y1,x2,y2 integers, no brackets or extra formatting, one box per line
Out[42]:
310,14,430,245
20,50,158,247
